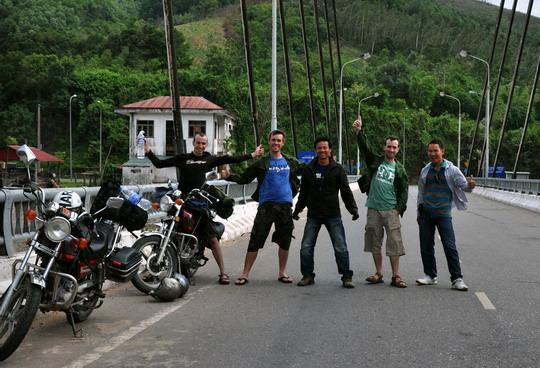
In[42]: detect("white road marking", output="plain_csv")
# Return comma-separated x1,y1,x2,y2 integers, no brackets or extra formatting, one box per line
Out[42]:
475,291,496,310
62,284,216,368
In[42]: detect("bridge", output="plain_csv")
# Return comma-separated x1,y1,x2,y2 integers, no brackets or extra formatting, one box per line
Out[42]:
0,180,538,367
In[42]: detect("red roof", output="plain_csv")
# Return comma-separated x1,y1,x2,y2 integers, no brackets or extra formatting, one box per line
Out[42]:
120,96,224,110
0,145,63,162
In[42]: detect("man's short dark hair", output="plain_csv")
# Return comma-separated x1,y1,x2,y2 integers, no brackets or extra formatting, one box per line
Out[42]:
193,132,208,143
385,136,400,146
428,139,444,149
314,136,332,149
268,129,286,140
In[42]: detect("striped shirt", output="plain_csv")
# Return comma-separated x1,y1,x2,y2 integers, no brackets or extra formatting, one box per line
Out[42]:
424,165,452,217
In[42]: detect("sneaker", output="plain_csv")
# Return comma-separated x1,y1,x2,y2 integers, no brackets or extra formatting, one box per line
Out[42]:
297,276,315,286
451,278,468,291
341,276,355,289
416,275,438,285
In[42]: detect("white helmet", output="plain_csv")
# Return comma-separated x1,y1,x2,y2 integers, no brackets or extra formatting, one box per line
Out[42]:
53,191,83,212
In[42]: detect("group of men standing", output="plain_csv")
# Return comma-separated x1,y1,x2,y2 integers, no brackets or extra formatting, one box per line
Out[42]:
145,117,476,291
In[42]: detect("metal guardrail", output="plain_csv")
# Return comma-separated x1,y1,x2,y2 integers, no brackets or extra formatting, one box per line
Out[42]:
475,178,540,195
0,180,257,257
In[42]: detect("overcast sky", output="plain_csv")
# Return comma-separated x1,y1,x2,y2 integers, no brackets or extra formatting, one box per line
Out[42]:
482,0,540,17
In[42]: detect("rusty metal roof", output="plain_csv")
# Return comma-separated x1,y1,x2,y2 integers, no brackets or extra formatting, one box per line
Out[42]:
120,96,224,110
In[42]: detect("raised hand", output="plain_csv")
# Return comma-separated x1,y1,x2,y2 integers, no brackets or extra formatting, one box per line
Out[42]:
252,144,264,158
352,118,363,133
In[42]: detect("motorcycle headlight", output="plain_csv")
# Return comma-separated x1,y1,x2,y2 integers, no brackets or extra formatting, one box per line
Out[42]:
160,195,174,212
44,216,71,242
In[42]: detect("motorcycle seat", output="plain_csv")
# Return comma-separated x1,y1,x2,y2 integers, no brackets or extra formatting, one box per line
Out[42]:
91,221,114,257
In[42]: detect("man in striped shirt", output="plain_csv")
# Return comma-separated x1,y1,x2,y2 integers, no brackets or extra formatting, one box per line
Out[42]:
416,139,475,291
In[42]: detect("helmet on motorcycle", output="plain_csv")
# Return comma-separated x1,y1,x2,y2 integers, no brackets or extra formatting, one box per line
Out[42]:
172,272,189,298
53,191,83,213
149,277,184,302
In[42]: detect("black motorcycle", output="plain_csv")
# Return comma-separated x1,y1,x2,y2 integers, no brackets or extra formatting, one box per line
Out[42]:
0,146,144,361
131,179,234,294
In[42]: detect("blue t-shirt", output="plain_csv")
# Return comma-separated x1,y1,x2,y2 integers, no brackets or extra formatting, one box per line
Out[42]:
259,157,293,205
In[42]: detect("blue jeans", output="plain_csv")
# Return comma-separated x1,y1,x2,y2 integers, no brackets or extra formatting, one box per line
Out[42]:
300,217,353,278
418,211,463,281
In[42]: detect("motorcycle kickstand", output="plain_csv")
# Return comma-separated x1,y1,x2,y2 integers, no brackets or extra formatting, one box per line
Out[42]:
67,311,83,338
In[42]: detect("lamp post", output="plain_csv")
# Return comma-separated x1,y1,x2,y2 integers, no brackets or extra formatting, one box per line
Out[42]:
439,91,462,171
338,52,371,164
460,50,490,177
356,92,380,175
357,92,380,119
69,94,77,179
97,100,103,174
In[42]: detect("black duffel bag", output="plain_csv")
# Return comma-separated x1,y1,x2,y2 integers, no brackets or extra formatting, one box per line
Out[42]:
204,184,235,219
91,179,148,231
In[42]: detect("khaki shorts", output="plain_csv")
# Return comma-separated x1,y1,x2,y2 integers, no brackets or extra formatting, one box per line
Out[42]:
364,208,405,257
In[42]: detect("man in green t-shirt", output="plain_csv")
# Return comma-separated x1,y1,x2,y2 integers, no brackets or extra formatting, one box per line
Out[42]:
353,118,409,288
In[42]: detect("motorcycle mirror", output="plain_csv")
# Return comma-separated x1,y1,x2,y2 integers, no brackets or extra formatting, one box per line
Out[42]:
16,144,37,183
167,179,178,190
205,171,219,181
16,144,36,166
106,197,124,209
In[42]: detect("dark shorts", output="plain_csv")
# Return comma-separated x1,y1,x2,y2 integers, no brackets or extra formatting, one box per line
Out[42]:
248,203,294,252
194,216,220,249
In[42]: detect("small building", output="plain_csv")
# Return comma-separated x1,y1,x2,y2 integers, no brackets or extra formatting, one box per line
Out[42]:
115,96,235,184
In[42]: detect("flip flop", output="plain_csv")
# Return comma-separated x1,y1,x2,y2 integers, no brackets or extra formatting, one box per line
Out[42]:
278,276,293,283
235,277,249,286
218,273,230,285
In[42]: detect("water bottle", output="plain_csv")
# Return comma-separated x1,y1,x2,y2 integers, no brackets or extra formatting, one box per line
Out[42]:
121,187,141,206
136,131,145,159
138,198,152,211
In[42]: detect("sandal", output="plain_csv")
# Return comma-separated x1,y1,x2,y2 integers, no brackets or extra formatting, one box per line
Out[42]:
218,273,230,285
391,275,407,288
365,272,384,284
278,276,293,284
235,277,249,286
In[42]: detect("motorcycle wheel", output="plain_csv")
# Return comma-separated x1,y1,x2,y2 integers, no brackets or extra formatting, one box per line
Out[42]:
131,235,178,295
0,276,42,361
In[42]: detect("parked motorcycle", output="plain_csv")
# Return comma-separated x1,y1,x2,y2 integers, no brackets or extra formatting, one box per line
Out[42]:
131,176,234,294
0,145,143,361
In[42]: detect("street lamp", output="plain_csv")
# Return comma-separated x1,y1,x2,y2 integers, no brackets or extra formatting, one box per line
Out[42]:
460,50,490,178
356,92,380,175
439,91,462,171
96,100,103,174
69,94,77,179
357,92,380,118
338,52,371,164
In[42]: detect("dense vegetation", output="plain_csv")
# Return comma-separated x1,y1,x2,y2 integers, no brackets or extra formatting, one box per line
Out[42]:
1,0,539,179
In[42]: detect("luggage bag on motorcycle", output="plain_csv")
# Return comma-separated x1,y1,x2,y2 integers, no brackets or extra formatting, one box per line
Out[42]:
105,247,142,282
204,185,235,219
91,180,148,231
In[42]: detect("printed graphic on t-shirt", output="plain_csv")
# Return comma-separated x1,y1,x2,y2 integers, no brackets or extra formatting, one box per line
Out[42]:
374,163,395,185
186,159,206,165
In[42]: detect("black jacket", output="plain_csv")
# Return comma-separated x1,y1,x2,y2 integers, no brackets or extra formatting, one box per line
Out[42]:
293,158,358,219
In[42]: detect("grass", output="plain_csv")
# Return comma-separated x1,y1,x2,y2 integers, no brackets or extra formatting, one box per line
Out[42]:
177,18,226,64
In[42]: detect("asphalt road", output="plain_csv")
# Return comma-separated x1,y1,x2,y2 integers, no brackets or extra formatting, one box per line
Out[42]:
2,188,539,367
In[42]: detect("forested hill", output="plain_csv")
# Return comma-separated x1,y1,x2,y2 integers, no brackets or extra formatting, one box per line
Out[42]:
1,0,539,178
